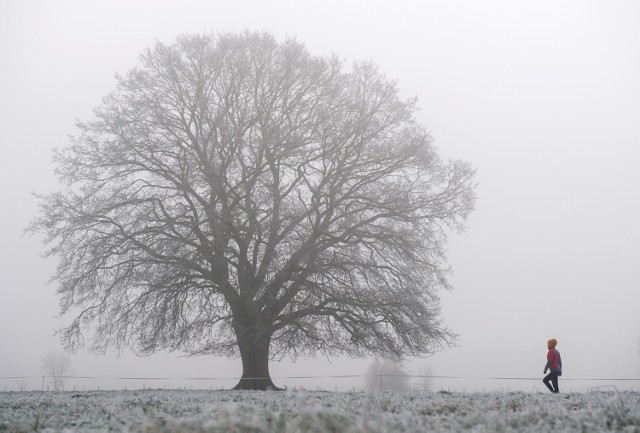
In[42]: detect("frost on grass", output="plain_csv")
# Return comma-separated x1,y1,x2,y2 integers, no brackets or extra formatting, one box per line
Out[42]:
1,389,639,432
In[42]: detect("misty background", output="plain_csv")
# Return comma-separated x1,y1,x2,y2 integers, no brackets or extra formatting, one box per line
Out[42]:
1,0,639,392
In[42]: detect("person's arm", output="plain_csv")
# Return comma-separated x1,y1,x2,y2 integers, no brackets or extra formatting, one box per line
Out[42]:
544,351,551,373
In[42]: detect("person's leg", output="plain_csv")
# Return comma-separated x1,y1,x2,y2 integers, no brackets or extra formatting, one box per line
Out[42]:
543,373,555,392
551,372,559,393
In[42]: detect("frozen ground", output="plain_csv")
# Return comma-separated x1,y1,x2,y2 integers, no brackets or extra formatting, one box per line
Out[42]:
1,389,639,432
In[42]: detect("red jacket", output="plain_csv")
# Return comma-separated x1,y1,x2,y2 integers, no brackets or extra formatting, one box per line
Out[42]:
545,348,562,373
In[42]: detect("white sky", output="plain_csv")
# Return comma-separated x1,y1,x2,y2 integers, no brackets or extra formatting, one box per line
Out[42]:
1,0,639,392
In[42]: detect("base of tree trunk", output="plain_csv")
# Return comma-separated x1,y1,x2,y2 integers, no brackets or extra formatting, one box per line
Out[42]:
233,377,283,391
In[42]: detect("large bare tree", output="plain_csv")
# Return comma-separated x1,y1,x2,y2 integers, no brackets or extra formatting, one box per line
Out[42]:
30,32,476,390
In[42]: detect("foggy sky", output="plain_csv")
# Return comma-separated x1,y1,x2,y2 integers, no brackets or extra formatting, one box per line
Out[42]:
1,0,639,392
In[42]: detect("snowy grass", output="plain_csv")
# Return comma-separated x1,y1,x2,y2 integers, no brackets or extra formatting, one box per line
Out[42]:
1,389,639,432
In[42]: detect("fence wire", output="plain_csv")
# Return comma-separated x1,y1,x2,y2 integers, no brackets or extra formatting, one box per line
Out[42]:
2,374,639,381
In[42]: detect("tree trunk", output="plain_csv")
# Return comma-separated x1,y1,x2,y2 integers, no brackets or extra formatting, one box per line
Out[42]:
233,325,281,391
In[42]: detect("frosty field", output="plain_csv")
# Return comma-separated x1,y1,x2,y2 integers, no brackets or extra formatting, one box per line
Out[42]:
1,389,639,432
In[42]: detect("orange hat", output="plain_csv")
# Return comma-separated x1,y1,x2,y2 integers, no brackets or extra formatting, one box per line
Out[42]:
547,339,557,347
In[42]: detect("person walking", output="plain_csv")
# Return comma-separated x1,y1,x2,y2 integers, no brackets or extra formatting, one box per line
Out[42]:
543,338,562,393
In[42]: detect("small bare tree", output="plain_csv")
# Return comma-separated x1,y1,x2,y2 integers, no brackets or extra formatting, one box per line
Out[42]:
366,359,410,392
414,364,433,392
42,352,73,391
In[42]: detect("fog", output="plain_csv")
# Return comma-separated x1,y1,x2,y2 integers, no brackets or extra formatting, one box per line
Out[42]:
1,0,639,392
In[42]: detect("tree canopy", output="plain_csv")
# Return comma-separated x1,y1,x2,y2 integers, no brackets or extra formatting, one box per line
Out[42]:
30,32,476,389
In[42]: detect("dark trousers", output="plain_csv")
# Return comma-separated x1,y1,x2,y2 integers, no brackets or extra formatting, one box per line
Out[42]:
543,371,560,393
